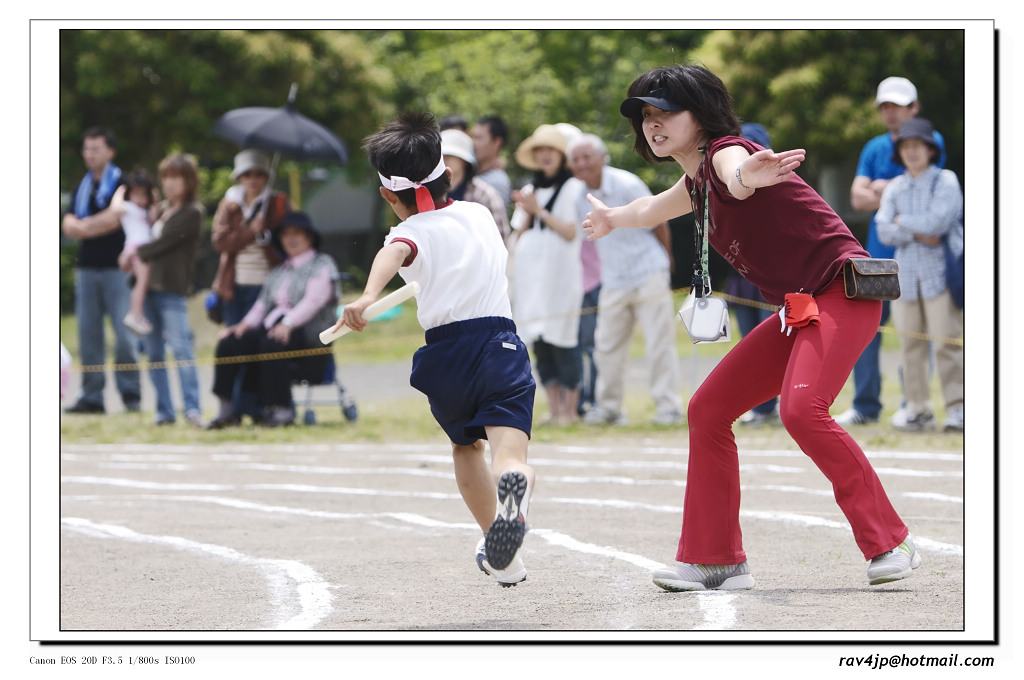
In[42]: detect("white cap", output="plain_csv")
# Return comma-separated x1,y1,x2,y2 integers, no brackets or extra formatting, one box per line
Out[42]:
875,77,918,107
441,129,476,166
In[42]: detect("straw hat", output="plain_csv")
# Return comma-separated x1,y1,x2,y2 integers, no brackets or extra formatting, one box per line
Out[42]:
514,124,570,170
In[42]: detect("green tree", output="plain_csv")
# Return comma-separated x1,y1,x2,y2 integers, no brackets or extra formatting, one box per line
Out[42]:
60,29,395,198
698,29,965,184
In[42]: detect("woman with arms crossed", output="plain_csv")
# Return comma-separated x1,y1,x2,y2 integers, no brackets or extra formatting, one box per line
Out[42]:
584,63,919,592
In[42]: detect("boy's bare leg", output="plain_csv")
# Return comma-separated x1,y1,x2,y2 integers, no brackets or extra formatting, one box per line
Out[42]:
482,425,534,570
452,427,534,531
452,439,498,532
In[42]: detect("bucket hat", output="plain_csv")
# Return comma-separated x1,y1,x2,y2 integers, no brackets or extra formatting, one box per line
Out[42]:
892,118,939,165
230,148,271,180
271,211,321,254
514,124,570,170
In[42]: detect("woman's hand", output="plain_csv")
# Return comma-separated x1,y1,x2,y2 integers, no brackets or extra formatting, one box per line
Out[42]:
267,322,292,344
582,193,614,240
512,188,541,216
738,148,806,189
217,322,250,341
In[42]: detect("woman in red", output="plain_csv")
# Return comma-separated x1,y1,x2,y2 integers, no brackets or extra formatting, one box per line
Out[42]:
583,63,919,591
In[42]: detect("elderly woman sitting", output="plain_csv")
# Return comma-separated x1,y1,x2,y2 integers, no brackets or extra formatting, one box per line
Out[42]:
207,212,340,428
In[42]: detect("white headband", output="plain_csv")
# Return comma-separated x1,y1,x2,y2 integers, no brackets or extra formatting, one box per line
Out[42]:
378,156,447,192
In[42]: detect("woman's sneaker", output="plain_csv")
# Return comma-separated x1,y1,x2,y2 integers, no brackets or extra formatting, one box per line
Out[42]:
651,561,755,592
476,537,527,587
867,535,922,585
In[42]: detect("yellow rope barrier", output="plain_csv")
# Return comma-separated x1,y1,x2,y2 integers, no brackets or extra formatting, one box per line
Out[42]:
70,287,962,373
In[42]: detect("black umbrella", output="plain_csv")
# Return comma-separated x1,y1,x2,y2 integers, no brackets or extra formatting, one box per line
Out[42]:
212,83,348,164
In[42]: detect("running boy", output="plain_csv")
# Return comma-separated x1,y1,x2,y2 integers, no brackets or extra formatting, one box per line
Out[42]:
327,112,537,587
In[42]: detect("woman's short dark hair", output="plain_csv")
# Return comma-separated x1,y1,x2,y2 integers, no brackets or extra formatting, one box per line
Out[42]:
624,63,742,164
363,112,451,209
157,153,200,203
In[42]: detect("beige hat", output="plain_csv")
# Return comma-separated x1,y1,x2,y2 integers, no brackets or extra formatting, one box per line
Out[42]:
231,148,271,180
514,124,569,170
441,129,477,166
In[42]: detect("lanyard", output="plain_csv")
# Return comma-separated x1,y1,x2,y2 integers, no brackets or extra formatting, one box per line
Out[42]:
690,153,712,298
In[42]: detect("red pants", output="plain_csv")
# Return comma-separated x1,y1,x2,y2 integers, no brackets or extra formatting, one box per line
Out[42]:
678,277,908,564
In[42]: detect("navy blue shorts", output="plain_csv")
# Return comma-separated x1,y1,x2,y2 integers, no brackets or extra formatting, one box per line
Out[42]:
410,317,536,446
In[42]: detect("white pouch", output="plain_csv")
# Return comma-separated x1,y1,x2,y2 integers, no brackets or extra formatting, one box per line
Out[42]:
678,293,731,344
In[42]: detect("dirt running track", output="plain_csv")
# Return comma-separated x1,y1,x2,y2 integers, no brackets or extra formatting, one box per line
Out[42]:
57,435,965,638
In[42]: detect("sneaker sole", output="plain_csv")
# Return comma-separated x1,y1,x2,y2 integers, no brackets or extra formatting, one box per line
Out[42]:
868,552,923,585
485,470,528,570
652,573,756,592
479,558,528,588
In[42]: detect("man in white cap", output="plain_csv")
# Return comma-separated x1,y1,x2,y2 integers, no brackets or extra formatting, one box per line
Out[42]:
835,76,946,428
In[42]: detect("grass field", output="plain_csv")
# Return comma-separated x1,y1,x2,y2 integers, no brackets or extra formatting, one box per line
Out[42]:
58,287,963,454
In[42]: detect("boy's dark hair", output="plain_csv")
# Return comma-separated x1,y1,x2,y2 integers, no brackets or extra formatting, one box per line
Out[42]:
83,126,116,149
476,115,508,144
624,63,741,164
364,112,451,209
124,166,156,208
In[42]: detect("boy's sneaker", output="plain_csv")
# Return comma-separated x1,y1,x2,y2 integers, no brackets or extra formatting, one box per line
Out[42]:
834,408,877,426
944,405,964,432
867,534,922,585
893,411,936,432
123,312,153,336
652,561,755,592
476,537,527,587
485,470,528,570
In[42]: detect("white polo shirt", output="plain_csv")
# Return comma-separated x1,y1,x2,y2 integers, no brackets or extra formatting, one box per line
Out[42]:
385,200,512,331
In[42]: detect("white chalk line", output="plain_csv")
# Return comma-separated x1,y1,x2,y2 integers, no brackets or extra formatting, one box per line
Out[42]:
61,443,963,630
60,517,332,630
61,442,964,463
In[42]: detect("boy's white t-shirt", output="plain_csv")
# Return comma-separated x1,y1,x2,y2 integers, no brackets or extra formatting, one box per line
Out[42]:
121,201,152,247
384,200,511,331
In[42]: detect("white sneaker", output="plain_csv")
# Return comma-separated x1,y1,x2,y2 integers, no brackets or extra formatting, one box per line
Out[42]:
893,411,936,432
890,408,909,428
651,561,755,592
834,408,878,426
485,470,529,572
476,537,527,587
652,411,683,426
944,405,964,432
583,407,628,426
867,535,922,585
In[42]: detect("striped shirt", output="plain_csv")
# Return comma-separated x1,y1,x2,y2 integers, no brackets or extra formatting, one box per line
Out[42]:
876,165,963,301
